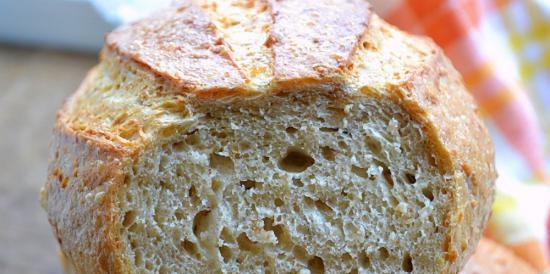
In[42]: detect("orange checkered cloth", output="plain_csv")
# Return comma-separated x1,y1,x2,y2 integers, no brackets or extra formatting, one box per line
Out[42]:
371,0,547,181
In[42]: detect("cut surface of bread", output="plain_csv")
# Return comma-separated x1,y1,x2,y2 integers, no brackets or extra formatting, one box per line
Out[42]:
41,1,496,273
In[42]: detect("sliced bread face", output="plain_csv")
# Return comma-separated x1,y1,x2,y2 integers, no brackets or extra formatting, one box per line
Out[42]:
120,92,452,274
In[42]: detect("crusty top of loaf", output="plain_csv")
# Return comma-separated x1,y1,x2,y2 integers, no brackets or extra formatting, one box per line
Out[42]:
69,0,494,180
106,0,371,94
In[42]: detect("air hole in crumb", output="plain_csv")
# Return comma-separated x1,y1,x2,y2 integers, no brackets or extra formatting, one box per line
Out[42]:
293,245,309,262
153,206,165,226
415,199,425,208
342,252,352,261
285,127,298,134
160,180,175,192
189,185,199,204
209,153,234,173
125,192,134,203
122,210,136,227
359,251,371,268
219,245,232,263
365,139,381,154
263,217,274,230
185,130,201,146
293,203,301,213
159,266,169,274
240,180,261,190
212,179,222,193
321,146,337,161
123,175,131,186
192,210,211,238
293,178,304,187
461,242,467,252
278,149,315,173
174,209,184,221
128,223,140,233
338,141,349,150
134,249,143,266
344,222,359,236
182,240,200,259
173,141,186,152
274,226,292,249
159,125,178,138
351,165,369,179
264,217,293,249
220,227,235,244
274,198,284,207
176,165,185,177
405,173,417,184
145,261,154,271
362,41,373,50
320,127,339,132
378,247,390,260
239,142,251,151
60,176,69,189
237,233,260,253
304,196,315,207
428,155,437,167
216,132,228,139
262,156,270,163
340,199,350,210
402,254,413,272
315,200,333,215
308,256,325,274
389,196,399,206
382,168,394,188
422,187,434,201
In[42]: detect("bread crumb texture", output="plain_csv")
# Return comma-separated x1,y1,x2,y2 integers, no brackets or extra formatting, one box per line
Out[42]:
42,0,496,273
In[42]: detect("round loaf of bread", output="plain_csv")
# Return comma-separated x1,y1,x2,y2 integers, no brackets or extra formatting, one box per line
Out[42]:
41,0,496,273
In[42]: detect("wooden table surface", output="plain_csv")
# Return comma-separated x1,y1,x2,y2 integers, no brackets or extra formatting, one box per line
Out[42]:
0,45,97,274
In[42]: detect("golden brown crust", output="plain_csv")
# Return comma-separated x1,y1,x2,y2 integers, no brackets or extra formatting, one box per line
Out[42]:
45,126,130,274
107,0,371,93
44,69,133,274
45,1,496,273
267,0,371,83
106,1,246,93
460,238,537,274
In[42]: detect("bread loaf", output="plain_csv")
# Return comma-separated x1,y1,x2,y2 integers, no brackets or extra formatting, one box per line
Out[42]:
41,0,496,273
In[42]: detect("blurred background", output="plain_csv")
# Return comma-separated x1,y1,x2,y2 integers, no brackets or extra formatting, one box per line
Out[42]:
0,0,548,273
